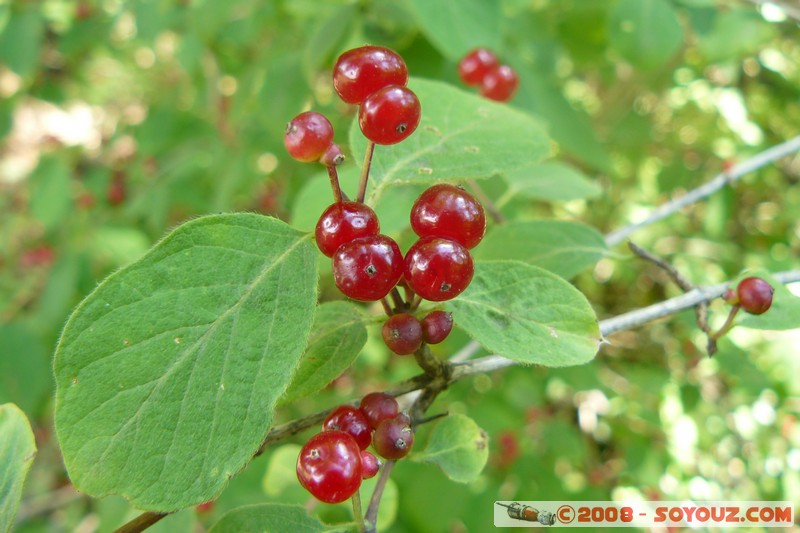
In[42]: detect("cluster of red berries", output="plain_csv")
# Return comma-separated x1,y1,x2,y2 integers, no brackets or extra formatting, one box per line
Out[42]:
296,392,412,504
724,276,775,315
458,48,519,102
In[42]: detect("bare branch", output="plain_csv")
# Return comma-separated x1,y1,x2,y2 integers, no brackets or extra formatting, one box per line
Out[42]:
605,135,800,246
112,512,168,533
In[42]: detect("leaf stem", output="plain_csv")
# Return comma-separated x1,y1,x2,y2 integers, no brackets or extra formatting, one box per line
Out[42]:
707,305,741,356
112,512,168,533
364,461,395,532
357,141,376,203
380,297,393,317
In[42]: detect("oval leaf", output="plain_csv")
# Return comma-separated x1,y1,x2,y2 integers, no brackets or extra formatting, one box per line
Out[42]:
349,78,550,205
0,403,37,533
473,220,608,279
53,214,318,511
280,301,367,405
209,503,325,533
502,162,601,202
414,414,488,483
447,261,601,366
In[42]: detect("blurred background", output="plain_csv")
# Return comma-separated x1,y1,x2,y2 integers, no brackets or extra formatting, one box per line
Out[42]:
1,0,799,531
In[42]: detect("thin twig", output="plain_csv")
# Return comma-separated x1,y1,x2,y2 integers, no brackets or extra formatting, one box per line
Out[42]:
628,241,710,334
364,461,395,532
604,135,800,246
327,165,343,203
352,491,365,533
357,141,376,204
112,512,168,533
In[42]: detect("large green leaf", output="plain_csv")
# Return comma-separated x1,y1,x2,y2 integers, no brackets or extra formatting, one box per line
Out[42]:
280,301,368,404
0,325,51,417
414,414,488,483
501,162,602,202
447,261,600,366
53,214,318,511
473,220,608,279
349,79,550,205
405,0,500,60
0,403,37,533
208,503,326,533
609,0,684,69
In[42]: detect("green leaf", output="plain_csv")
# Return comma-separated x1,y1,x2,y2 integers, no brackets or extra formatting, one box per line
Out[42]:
472,220,608,279
0,403,37,533
447,261,600,366
502,162,602,202
698,9,777,62
280,301,368,404
262,444,304,499
413,414,488,483
28,157,73,235
53,214,318,511
736,271,800,331
208,503,326,533
0,5,44,78
405,0,500,60
349,78,550,205
609,0,684,69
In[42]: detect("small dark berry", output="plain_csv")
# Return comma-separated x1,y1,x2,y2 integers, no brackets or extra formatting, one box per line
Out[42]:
410,184,486,249
323,405,373,450
404,237,474,302
359,392,399,430
737,277,774,315
421,310,454,344
284,112,334,162
479,64,519,102
381,313,423,355
358,85,421,145
333,45,408,105
360,451,380,479
458,48,499,86
373,413,414,460
332,234,404,301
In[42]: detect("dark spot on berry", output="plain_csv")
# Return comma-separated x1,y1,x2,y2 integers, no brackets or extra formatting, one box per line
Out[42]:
396,123,407,133
309,449,319,459
395,438,407,449
365,264,378,276
440,282,452,293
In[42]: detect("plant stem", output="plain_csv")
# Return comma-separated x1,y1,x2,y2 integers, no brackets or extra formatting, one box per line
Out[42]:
357,141,376,203
352,491,366,533
380,297,393,316
390,287,405,311
112,512,168,533
327,164,343,203
707,305,741,356
364,461,395,532
605,135,800,246
466,178,506,224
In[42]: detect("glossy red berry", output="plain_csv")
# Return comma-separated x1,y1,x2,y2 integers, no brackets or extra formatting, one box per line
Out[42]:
404,237,474,302
333,45,408,105
480,64,519,102
373,413,414,460
421,310,454,344
458,48,499,86
296,430,362,504
737,277,774,315
360,451,380,479
359,392,399,430
315,202,380,257
358,85,421,145
284,112,334,162
410,184,486,249
323,405,373,450
332,234,404,301
381,313,423,355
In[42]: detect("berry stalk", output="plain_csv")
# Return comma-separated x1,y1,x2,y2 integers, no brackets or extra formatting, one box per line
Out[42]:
352,491,366,533
357,141,376,203
707,305,741,356
326,164,344,203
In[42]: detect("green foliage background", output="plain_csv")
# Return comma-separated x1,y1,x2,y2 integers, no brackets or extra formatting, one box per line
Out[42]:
1,0,799,531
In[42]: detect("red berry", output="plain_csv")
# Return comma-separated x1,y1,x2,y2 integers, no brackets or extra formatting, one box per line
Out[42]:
360,451,380,479
333,45,408,105
381,313,423,355
404,237,474,302
421,310,453,344
284,112,334,162
737,277,774,315
296,430,363,504
320,143,345,167
479,64,519,102
322,405,372,450
359,392,399,430
410,184,486,249
358,85,421,145
107,172,126,206
315,202,380,257
332,234,404,301
195,501,215,513
373,413,414,460
458,48,499,86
